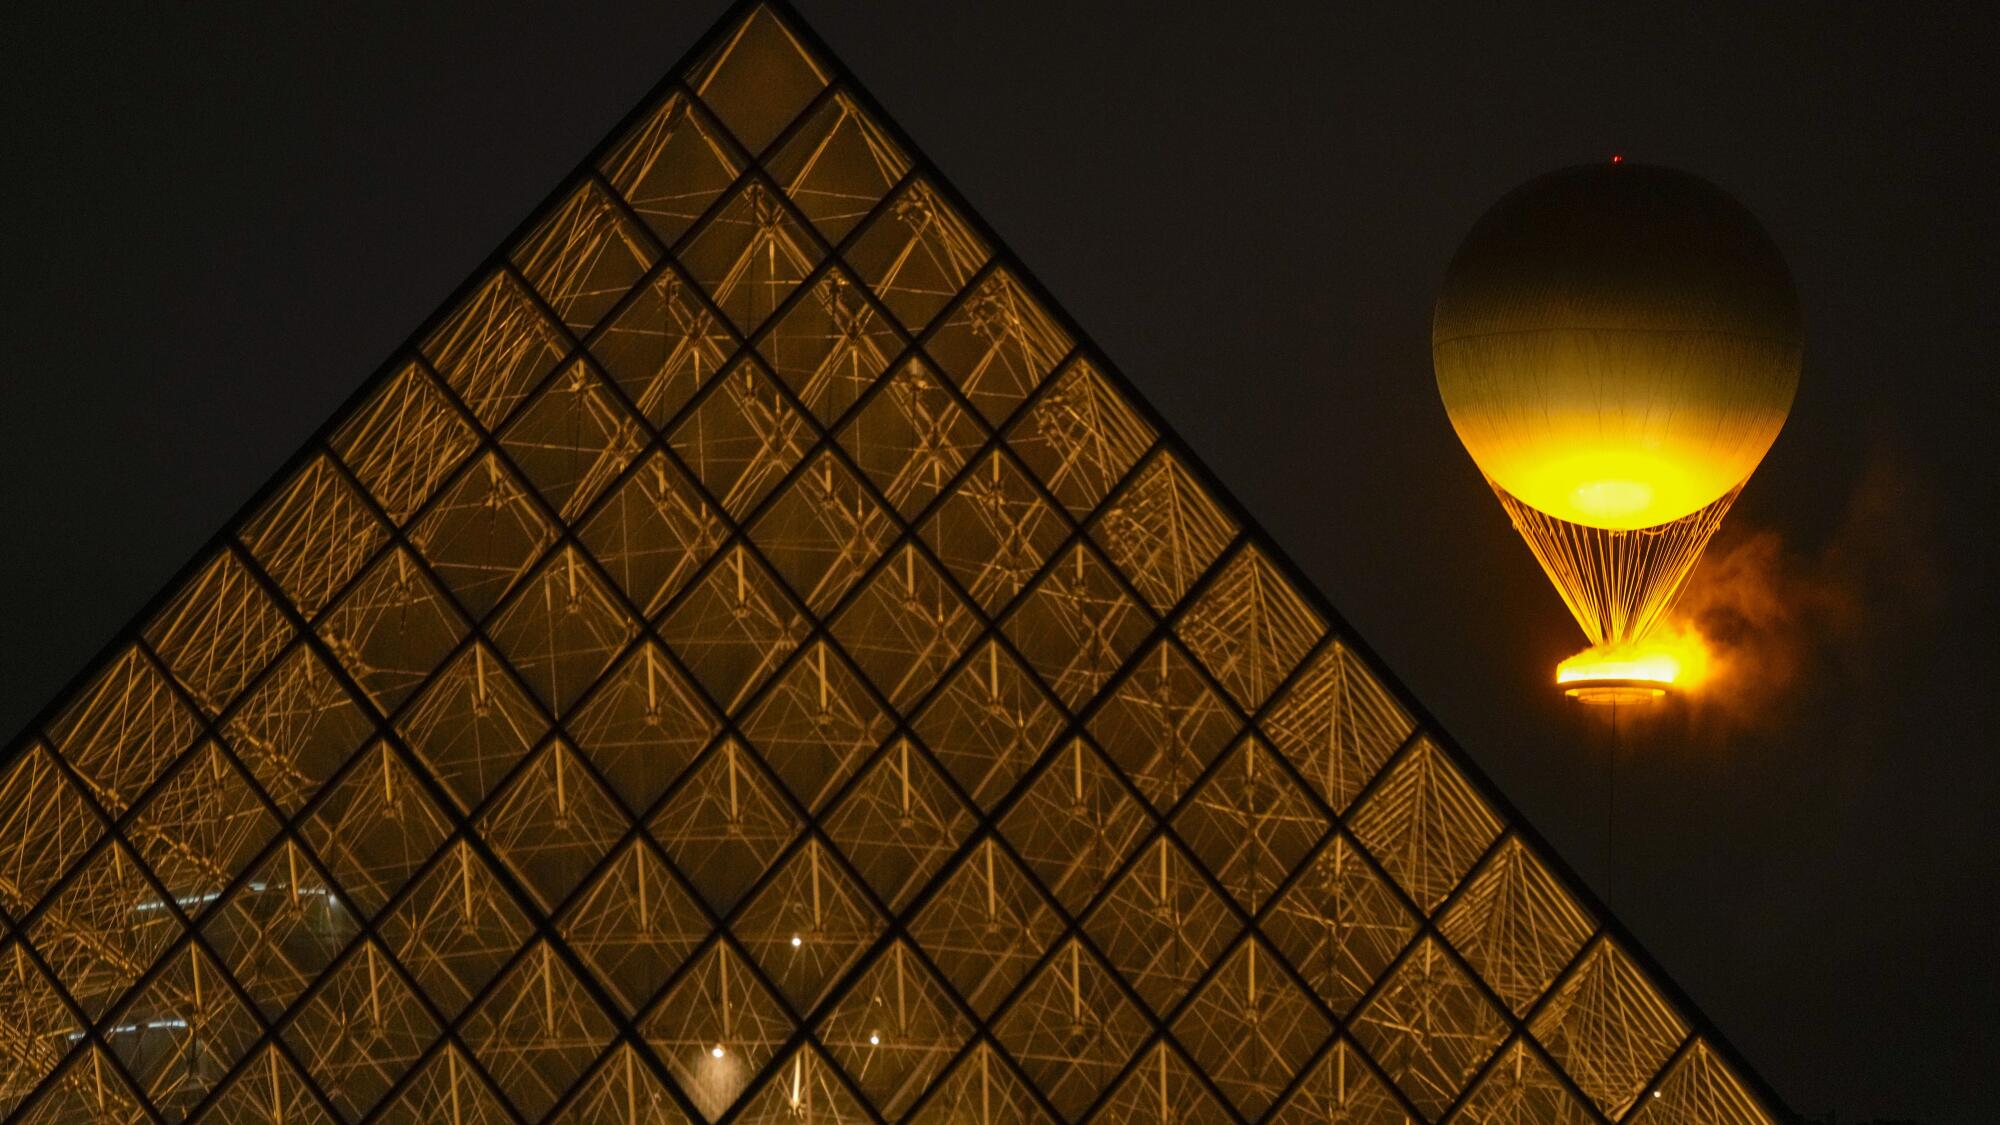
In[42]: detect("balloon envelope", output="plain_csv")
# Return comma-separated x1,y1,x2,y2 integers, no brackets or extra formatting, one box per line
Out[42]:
1433,162,1801,530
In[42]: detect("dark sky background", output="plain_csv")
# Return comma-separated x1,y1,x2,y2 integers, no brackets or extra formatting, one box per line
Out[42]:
2,3,1992,1120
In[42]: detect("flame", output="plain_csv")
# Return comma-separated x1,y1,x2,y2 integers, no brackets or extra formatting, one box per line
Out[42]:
1556,626,1712,704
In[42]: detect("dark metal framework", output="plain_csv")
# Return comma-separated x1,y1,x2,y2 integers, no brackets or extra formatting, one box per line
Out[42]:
0,3,1793,1123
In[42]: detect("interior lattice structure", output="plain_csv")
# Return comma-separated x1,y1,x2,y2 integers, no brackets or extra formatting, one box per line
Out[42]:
0,4,1788,1123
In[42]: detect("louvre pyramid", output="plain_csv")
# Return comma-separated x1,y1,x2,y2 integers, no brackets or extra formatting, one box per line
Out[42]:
0,4,1788,1122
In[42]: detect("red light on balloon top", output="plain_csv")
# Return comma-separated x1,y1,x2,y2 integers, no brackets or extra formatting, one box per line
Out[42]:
1611,154,1624,164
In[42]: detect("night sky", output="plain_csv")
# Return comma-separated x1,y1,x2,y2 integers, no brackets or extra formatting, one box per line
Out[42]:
2,3,1992,1119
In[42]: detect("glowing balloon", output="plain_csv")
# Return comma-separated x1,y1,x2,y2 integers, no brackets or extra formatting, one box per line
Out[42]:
1435,162,1801,531
1434,162,1801,698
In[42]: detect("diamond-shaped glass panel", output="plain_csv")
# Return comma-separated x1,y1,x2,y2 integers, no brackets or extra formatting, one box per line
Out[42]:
1262,639,1415,816
911,1042,1056,1125
203,840,359,1020
106,942,260,1116
1173,938,1331,1119
408,451,557,621
378,1046,513,1125
240,452,389,619
1083,837,1238,1017
1528,938,1688,1119
423,270,569,431
299,741,452,918
378,840,532,1019
1174,736,1326,914
128,741,275,922
738,640,890,813
1348,738,1503,916
1087,638,1236,814
734,838,885,1013
14,1045,148,1125
839,356,985,518
1455,1038,1598,1124
825,738,973,910
642,940,794,1121
591,266,735,428
1349,937,1508,1119
678,180,822,335
499,358,646,523
1439,836,1594,1017
478,740,630,913
832,544,980,711
145,550,294,717
760,266,901,424
817,940,972,1118
332,361,480,526
749,448,895,614
554,1043,693,1125
658,546,808,715
487,545,638,716
203,1045,335,1125
1090,450,1235,615
560,840,709,1017
462,941,618,1119
225,642,376,816
1003,542,1151,711
601,91,741,245
283,940,437,1121
908,837,1063,1020
669,359,813,519
649,740,801,915
315,547,467,715
47,645,199,817
921,448,1068,614
583,451,729,617
999,738,1151,917
734,1045,872,1124
1270,1040,1408,1125
993,938,1151,1122
1006,358,1153,518
926,266,1072,427
1262,834,1420,1017
846,179,989,331
397,641,547,815
767,90,910,241
0,744,101,916
0,942,82,1118
30,839,181,1020
512,178,656,334
566,641,719,814
1627,1039,1775,1125
1176,545,1323,712
913,639,1062,812
690,5,828,155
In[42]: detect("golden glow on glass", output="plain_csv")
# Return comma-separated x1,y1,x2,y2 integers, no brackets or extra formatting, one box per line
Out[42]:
0,12,1783,1122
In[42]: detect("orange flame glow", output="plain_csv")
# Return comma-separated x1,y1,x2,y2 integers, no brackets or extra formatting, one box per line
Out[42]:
1556,625,1713,704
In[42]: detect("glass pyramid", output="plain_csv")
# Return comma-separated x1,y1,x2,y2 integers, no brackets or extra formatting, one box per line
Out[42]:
0,4,1788,1122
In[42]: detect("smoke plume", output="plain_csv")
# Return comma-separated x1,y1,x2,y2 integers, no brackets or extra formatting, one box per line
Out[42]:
1670,445,1943,731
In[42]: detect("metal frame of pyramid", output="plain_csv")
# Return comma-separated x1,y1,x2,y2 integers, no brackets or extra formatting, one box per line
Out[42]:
0,3,1793,1122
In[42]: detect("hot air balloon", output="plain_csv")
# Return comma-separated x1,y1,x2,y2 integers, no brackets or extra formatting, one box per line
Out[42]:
1434,161,1801,702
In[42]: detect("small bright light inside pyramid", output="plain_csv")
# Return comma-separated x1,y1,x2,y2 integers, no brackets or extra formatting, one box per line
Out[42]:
868,1032,880,1046
710,1044,726,1059
789,934,802,948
